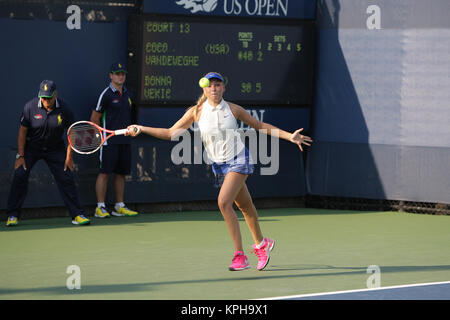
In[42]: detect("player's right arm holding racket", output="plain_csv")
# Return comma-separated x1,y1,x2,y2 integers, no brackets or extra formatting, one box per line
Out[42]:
126,107,196,140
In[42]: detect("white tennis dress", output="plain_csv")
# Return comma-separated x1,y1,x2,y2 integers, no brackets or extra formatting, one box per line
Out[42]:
197,99,245,163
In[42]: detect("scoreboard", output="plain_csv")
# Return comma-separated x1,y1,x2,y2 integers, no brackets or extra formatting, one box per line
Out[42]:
127,14,315,106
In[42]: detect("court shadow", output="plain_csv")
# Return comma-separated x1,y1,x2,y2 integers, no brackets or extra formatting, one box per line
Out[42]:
2,264,449,297
0,207,381,232
266,264,450,274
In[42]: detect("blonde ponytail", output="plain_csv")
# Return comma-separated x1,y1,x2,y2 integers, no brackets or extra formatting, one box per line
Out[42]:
190,93,207,121
196,93,207,106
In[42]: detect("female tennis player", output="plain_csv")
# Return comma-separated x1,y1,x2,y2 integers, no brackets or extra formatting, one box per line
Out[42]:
126,72,312,271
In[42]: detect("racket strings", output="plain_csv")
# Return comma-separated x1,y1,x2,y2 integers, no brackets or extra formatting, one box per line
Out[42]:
68,123,103,153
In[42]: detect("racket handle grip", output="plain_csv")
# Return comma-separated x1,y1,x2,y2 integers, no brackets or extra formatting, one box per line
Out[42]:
114,129,128,136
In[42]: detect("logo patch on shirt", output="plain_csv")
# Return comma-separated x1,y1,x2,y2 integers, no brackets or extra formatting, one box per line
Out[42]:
112,99,120,104
34,114,43,119
128,97,132,106
57,114,63,125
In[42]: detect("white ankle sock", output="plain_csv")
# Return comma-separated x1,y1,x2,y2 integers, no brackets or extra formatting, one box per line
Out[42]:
97,202,106,208
115,202,125,210
255,238,266,249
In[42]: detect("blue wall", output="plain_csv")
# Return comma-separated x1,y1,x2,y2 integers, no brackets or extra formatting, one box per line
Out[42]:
0,17,129,208
1,0,449,212
306,0,450,203
0,1,312,210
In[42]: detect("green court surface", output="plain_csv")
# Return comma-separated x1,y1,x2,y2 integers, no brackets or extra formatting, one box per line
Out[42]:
1,208,449,300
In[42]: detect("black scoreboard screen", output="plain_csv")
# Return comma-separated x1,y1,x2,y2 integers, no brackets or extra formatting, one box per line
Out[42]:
127,14,315,106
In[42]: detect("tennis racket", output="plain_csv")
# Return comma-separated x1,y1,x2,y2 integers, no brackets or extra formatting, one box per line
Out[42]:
67,121,136,154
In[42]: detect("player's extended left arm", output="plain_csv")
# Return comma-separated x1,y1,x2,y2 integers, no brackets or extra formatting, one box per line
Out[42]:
234,104,313,151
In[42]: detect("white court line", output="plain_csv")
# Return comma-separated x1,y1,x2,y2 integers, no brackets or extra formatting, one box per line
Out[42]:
258,280,450,300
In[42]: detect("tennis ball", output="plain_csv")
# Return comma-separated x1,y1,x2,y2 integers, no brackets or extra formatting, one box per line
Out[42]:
199,77,210,88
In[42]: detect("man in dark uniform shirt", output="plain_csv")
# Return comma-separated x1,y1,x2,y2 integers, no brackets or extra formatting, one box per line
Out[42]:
90,63,138,218
5,80,90,226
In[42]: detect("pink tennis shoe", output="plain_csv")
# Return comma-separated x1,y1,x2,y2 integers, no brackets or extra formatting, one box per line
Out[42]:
229,251,250,271
252,238,275,271
228,238,275,271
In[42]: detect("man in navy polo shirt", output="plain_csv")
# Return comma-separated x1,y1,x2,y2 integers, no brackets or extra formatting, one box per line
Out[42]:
90,63,138,218
5,80,90,226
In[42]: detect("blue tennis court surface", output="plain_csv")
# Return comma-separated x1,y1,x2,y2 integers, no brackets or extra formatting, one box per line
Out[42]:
263,281,450,300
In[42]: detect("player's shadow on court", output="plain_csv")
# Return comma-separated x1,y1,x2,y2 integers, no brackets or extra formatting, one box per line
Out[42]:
1,264,450,297
266,264,450,273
